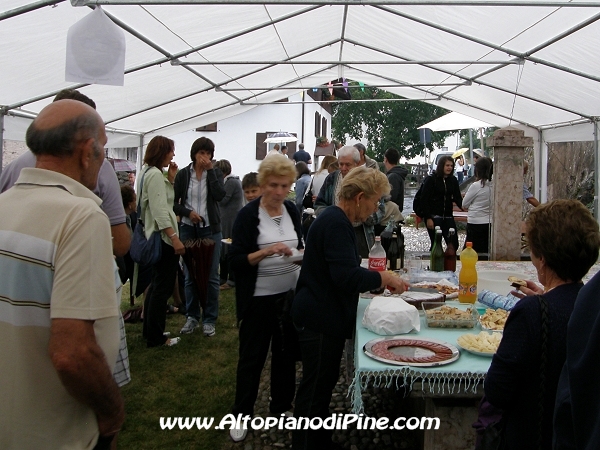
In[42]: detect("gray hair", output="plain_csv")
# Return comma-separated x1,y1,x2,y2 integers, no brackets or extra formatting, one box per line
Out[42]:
26,112,101,158
337,145,360,163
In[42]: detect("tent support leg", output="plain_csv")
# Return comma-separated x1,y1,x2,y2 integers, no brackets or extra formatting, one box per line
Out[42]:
136,134,144,183
594,120,599,221
0,110,5,176
539,134,548,204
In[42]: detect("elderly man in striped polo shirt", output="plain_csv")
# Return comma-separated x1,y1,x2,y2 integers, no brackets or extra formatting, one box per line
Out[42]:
0,99,124,449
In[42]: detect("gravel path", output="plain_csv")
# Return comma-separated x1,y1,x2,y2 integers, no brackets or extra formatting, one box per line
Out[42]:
222,224,467,450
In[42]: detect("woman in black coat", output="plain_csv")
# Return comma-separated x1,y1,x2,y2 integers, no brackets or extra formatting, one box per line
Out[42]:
420,155,462,249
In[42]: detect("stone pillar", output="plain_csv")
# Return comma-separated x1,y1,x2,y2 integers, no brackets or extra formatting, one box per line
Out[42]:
487,127,533,261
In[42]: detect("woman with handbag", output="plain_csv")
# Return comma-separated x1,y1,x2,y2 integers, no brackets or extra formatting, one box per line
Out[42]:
228,155,304,443
139,136,185,348
478,200,600,449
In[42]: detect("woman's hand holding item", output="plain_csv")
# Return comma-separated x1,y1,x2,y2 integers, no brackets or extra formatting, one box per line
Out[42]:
380,271,409,294
511,279,543,298
265,242,293,257
189,211,202,224
426,218,434,229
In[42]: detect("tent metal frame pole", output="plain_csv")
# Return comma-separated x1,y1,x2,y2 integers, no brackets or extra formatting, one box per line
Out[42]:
217,82,467,91
0,0,66,21
594,120,599,221
540,135,548,204
137,134,144,182
535,129,543,205
0,109,5,176
75,1,600,7
177,60,519,66
241,98,438,105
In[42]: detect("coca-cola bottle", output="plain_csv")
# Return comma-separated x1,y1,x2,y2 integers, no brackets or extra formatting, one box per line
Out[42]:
369,236,386,294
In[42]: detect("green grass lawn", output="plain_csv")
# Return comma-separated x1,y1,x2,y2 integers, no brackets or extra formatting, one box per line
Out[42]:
118,284,239,449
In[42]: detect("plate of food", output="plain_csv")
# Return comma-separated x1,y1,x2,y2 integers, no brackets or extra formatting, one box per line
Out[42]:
221,238,232,245
456,331,502,357
364,336,459,367
411,279,459,298
422,303,478,328
479,308,509,332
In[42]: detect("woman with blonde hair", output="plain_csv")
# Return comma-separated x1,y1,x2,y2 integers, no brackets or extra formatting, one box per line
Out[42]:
228,155,304,442
291,166,408,450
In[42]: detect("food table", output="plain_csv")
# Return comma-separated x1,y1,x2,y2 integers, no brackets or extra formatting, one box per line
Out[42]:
350,261,600,450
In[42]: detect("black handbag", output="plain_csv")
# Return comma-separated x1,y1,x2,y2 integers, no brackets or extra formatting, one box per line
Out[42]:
129,168,162,266
302,179,314,209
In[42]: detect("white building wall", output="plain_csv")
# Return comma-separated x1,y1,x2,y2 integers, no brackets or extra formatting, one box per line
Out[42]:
171,93,331,178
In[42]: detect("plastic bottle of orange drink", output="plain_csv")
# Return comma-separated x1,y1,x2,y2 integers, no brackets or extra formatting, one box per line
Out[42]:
458,242,478,303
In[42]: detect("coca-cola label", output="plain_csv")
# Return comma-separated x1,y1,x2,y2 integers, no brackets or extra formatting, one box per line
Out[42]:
369,257,386,271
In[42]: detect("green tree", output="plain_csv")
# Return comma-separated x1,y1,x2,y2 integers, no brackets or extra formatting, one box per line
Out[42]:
459,128,497,153
331,84,452,161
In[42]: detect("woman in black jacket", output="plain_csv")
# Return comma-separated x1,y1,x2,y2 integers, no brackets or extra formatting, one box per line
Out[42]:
421,155,462,250
173,137,225,337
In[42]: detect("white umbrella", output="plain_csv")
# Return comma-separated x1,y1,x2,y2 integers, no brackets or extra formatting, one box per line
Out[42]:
264,132,298,143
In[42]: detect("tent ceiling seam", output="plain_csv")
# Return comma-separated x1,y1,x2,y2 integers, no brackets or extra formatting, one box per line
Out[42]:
75,1,600,7
0,0,66,21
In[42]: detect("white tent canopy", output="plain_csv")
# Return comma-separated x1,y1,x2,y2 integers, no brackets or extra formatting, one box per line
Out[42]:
418,112,495,132
2,1,600,201
2,0,600,142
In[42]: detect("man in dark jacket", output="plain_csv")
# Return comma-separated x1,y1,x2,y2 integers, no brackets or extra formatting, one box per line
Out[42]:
383,148,409,211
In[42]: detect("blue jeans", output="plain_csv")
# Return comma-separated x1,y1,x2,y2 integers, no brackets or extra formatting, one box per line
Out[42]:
179,223,221,324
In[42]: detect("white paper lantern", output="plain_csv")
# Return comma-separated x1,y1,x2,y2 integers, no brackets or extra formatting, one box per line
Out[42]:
65,6,125,86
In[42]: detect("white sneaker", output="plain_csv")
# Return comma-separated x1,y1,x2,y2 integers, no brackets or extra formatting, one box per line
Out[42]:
180,317,199,334
203,323,216,337
229,425,248,442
